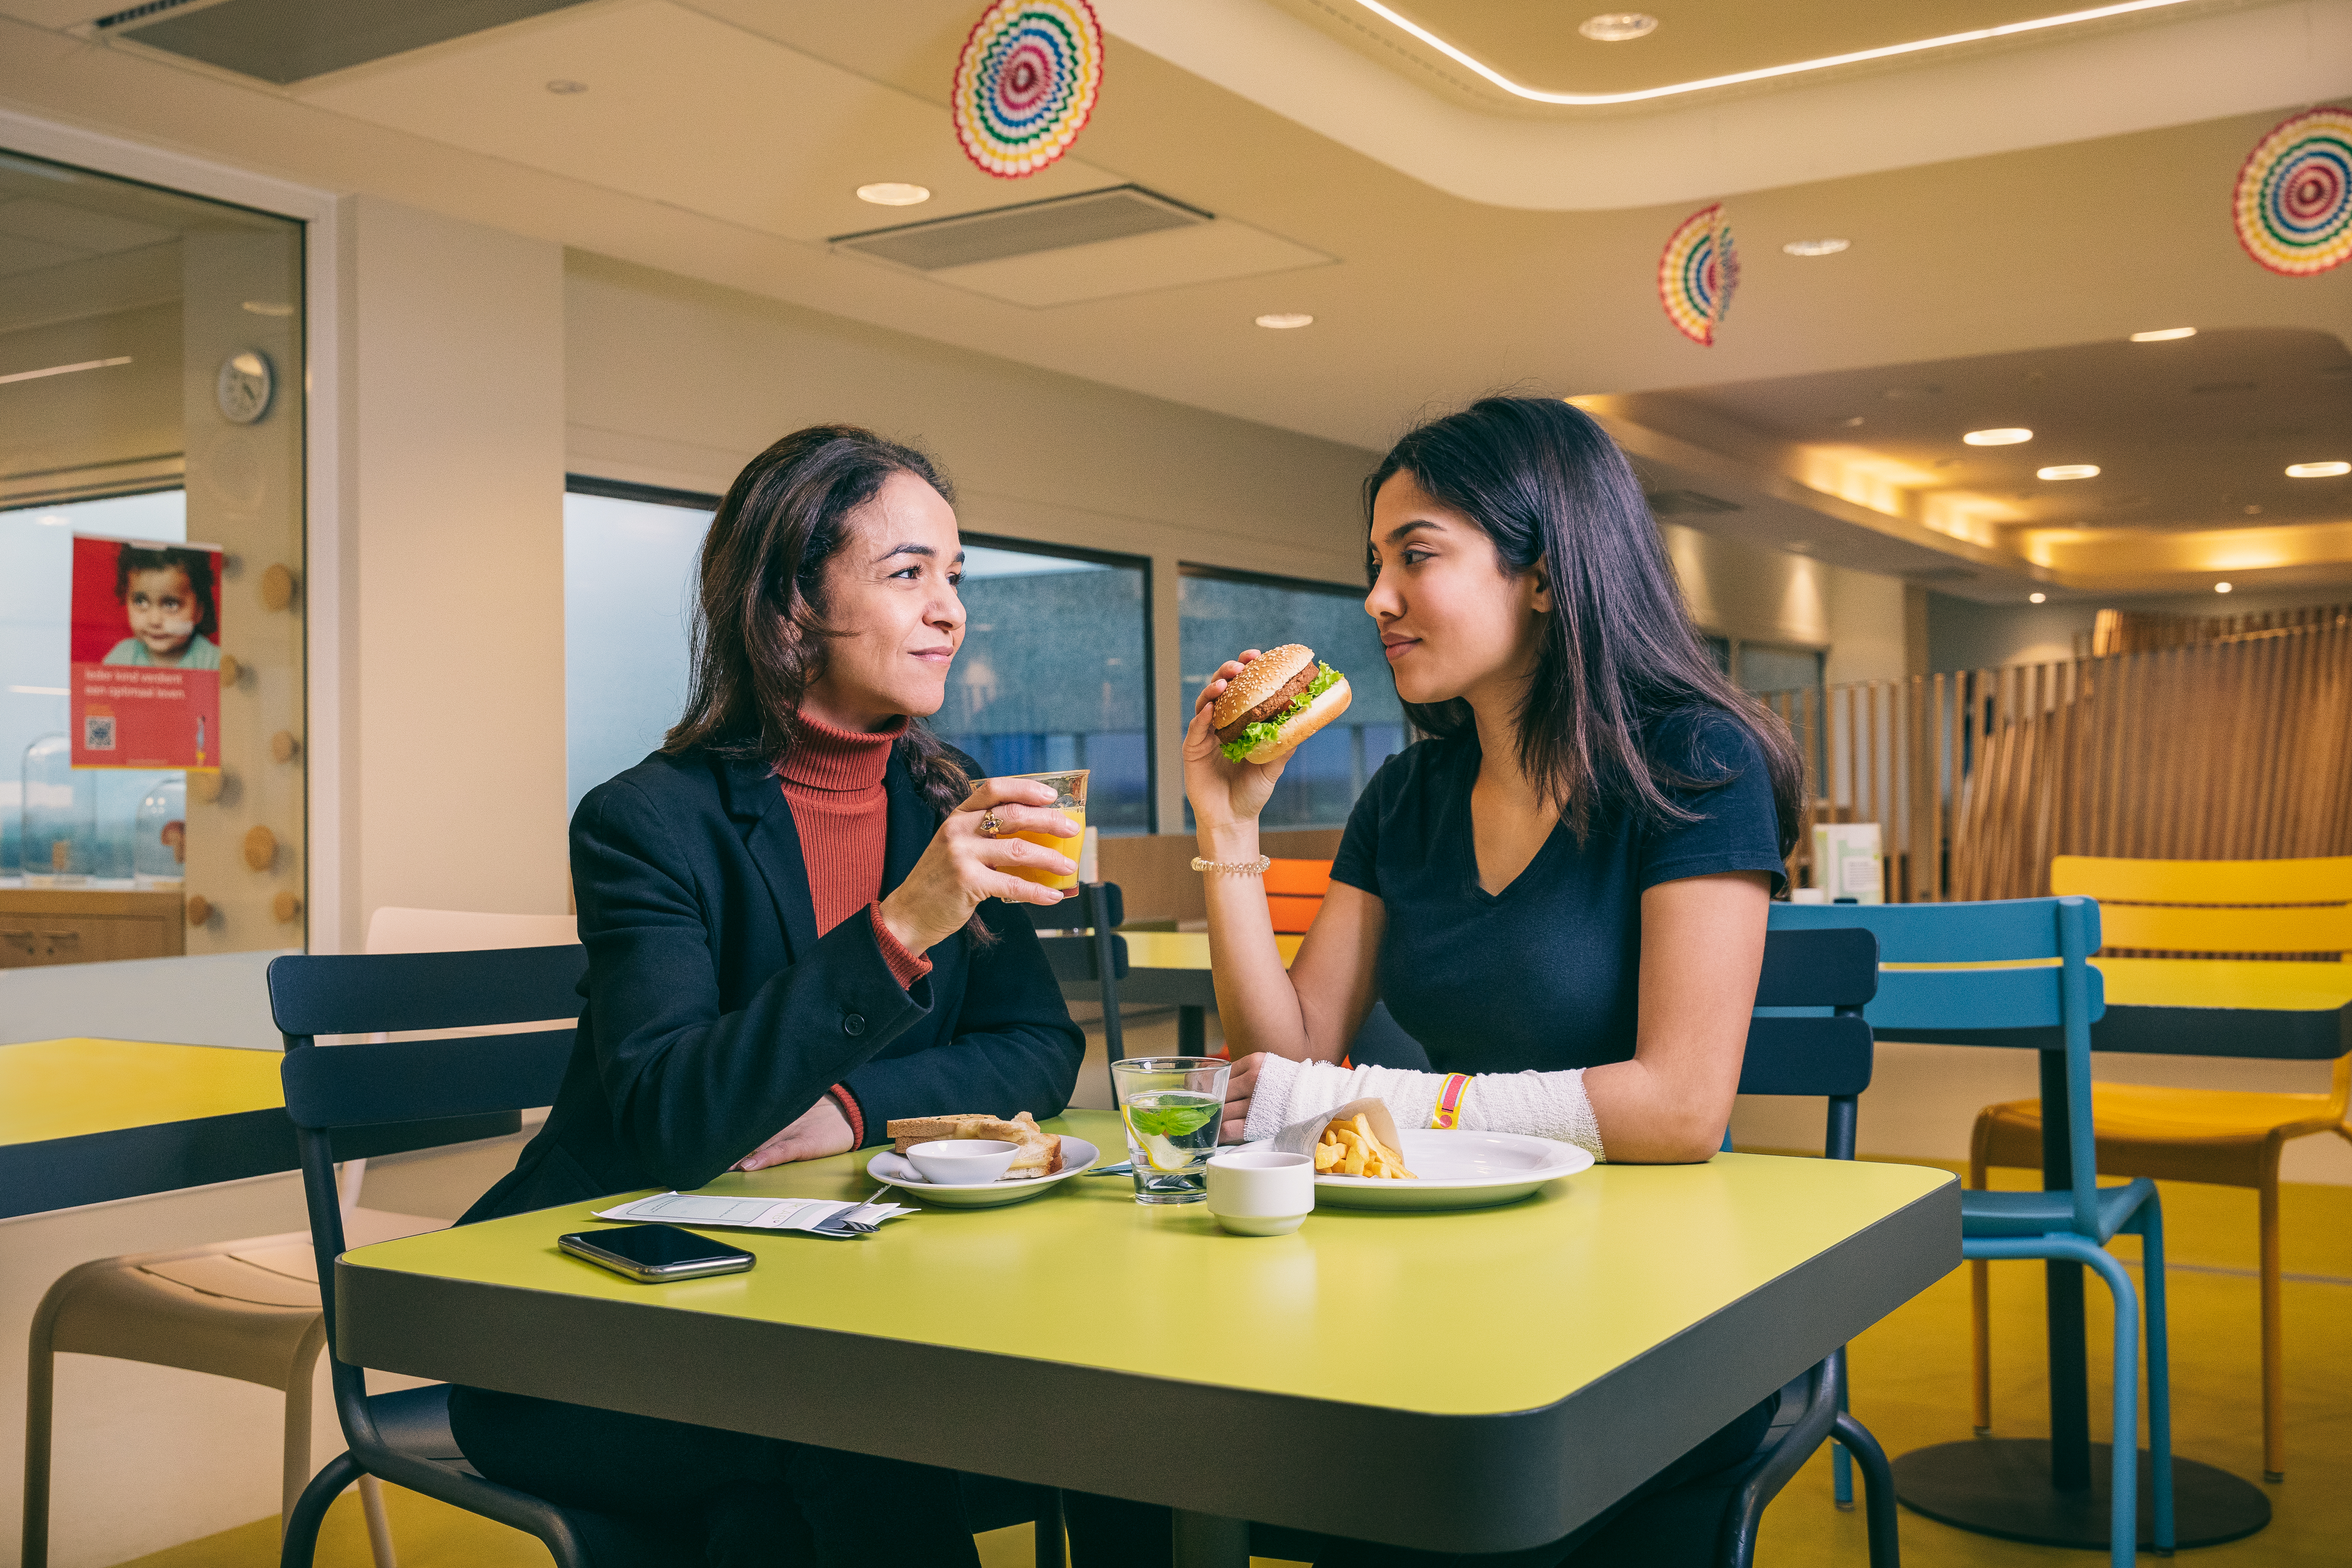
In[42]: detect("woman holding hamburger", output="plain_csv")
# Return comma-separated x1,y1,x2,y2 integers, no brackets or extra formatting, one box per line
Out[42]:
1187,395,1804,1566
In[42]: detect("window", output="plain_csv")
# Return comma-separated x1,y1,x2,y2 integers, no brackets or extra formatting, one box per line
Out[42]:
934,540,1152,835
562,488,1155,835
1179,568,1406,830
1735,642,1825,694
562,482,712,817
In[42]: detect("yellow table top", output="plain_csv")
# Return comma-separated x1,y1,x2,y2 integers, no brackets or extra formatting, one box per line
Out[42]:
343,1109,1954,1419
2095,957,2352,1014
1123,930,1302,968
0,1037,282,1147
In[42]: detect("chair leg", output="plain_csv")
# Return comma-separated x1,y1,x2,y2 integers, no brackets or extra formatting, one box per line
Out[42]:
2137,1204,2175,1556
2079,1247,2142,1568
22,1293,59,1568
359,1476,399,1568
281,1349,314,1529
1968,1122,1994,1436
2258,1158,2285,1482
1830,1346,1854,1509
281,1451,362,1568
1033,1488,1066,1568
1833,1412,1901,1568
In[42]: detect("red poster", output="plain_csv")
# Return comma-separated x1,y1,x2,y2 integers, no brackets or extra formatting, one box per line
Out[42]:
69,534,225,772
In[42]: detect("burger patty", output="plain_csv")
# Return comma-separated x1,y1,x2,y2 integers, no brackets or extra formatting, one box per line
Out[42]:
1216,663,1319,744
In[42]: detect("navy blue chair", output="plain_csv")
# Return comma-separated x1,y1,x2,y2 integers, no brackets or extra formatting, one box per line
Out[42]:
1771,897,2175,1568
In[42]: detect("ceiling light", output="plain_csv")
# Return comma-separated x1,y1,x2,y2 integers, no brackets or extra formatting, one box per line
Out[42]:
546,79,587,94
1838,416,1866,428
857,182,931,207
1578,13,1659,42
1255,313,1314,329
2129,327,2196,342
2214,581,2233,594
1350,0,2196,107
1964,428,2033,446
1782,238,1850,257
241,301,295,317
2037,464,2099,480
2029,593,2047,604
0,355,131,386
2285,460,2349,478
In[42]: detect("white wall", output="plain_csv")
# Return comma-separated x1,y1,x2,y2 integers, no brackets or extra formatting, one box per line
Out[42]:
340,198,569,941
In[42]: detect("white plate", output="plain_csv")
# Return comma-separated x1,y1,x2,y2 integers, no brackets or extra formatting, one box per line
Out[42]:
866,1136,1099,1207
1242,1129,1592,1211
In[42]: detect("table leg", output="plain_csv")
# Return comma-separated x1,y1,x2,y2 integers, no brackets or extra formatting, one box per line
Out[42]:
2037,1049,2093,1491
1178,1005,1205,1057
1172,1510,1249,1568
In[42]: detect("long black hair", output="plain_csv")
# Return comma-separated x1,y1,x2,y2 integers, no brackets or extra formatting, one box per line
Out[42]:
665,424,979,883
1366,396,1804,857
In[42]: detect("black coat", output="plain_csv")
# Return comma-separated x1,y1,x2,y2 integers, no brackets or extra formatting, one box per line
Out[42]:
461,743,1084,1223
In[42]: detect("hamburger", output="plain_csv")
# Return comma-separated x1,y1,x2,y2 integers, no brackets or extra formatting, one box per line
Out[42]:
1210,644,1352,764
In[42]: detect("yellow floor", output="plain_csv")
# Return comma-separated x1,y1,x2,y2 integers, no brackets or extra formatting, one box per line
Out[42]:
119,1171,2351,1568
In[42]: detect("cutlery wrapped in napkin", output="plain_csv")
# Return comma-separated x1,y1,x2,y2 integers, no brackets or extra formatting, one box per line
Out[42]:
593,1192,915,1236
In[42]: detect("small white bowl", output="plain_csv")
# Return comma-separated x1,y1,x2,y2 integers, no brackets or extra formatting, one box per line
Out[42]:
904,1138,1019,1185
1206,1150,1314,1237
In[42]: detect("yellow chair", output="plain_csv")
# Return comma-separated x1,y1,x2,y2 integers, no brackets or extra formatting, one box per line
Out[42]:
1968,855,2352,1482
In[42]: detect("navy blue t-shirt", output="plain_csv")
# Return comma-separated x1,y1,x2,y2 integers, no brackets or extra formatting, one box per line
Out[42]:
1330,709,1786,1074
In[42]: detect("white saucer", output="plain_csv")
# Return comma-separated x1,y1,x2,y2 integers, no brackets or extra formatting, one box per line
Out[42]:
866,1136,1099,1207
1241,1129,1592,1210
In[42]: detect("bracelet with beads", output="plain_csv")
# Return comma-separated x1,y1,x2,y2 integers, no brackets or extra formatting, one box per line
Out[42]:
1192,855,1272,875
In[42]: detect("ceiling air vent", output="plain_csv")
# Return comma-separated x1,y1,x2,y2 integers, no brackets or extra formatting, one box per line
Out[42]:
100,0,595,84
1906,569,1979,584
832,186,1213,272
1644,490,1743,515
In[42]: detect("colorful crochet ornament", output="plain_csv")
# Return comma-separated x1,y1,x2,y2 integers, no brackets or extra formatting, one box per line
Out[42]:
2233,107,2352,277
1658,204,1739,345
953,0,1104,180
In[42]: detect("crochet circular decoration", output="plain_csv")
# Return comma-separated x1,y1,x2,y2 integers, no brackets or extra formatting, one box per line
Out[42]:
2233,108,2352,277
1658,204,1739,345
952,0,1104,180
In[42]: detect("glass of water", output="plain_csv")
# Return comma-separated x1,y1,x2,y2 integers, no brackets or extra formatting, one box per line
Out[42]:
1111,1056,1231,1204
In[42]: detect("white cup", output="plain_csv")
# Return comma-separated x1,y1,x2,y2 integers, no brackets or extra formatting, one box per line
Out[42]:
1205,1151,1315,1236
1788,888,1828,905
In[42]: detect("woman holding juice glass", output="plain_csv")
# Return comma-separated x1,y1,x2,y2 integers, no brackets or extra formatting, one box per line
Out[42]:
447,425,1092,1565
1182,397,1806,1567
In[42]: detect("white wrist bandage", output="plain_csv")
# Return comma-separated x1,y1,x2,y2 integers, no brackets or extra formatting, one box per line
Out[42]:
1242,1055,1605,1161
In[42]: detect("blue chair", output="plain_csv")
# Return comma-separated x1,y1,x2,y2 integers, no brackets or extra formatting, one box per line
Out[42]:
1771,897,2174,1568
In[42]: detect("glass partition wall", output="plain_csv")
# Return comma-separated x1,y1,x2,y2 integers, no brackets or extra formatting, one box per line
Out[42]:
0,148,305,964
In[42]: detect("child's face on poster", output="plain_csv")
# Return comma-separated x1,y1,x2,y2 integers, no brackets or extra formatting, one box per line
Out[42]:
125,566,199,659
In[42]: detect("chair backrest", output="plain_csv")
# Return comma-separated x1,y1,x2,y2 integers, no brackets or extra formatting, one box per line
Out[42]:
1022,882,1130,1070
2050,855,2352,956
266,945,587,1461
1771,897,2107,1235
1265,858,1331,935
1740,928,1879,1160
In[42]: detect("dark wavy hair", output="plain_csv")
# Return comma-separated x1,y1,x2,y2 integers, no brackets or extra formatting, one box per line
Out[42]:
664,425,985,928
1366,396,1804,856
114,545,219,643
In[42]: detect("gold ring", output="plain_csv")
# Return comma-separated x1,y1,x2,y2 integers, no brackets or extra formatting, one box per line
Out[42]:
979,811,1003,838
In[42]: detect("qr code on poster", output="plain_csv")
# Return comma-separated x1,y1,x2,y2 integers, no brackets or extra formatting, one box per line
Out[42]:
83,713,116,751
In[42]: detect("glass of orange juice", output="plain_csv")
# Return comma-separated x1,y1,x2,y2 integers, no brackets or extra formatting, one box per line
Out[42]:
1005,769,1087,893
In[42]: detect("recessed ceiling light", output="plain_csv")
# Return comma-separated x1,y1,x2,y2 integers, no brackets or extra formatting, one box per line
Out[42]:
2037,464,2099,480
1255,313,1314,329
545,79,587,94
241,300,295,317
1782,238,1850,257
1963,428,2033,446
2129,327,2196,342
2286,460,2350,478
2029,592,2047,604
856,182,931,206
2214,581,2233,594
1578,13,1659,42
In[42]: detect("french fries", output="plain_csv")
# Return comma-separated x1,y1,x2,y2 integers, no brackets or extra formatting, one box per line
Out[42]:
1312,1113,1417,1180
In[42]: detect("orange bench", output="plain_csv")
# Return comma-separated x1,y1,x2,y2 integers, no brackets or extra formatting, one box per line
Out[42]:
1265,858,1333,935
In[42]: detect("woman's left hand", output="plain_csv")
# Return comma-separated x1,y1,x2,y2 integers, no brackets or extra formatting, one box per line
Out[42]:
736,1095,856,1170
1220,1051,1268,1144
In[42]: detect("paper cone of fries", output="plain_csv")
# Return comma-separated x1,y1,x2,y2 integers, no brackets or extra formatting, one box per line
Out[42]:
1272,1098,1417,1179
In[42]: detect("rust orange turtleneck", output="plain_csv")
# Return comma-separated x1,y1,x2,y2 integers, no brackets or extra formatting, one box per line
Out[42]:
778,707,934,1145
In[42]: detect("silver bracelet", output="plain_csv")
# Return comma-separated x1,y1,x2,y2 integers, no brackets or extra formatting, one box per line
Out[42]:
1192,855,1272,875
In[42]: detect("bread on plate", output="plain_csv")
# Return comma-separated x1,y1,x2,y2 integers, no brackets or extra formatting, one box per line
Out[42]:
885,1111,1064,1179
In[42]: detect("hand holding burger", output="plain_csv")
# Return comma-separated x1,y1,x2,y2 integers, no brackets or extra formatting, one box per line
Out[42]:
1183,644,1352,833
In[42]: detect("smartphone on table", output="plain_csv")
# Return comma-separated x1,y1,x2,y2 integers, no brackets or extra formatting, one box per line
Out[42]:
558,1224,755,1283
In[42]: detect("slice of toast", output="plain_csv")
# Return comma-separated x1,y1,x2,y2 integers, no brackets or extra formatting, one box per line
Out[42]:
885,1111,1063,1179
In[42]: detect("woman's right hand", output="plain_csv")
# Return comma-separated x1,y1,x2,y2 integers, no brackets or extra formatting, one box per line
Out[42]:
876,778,1078,956
1183,651,1287,838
